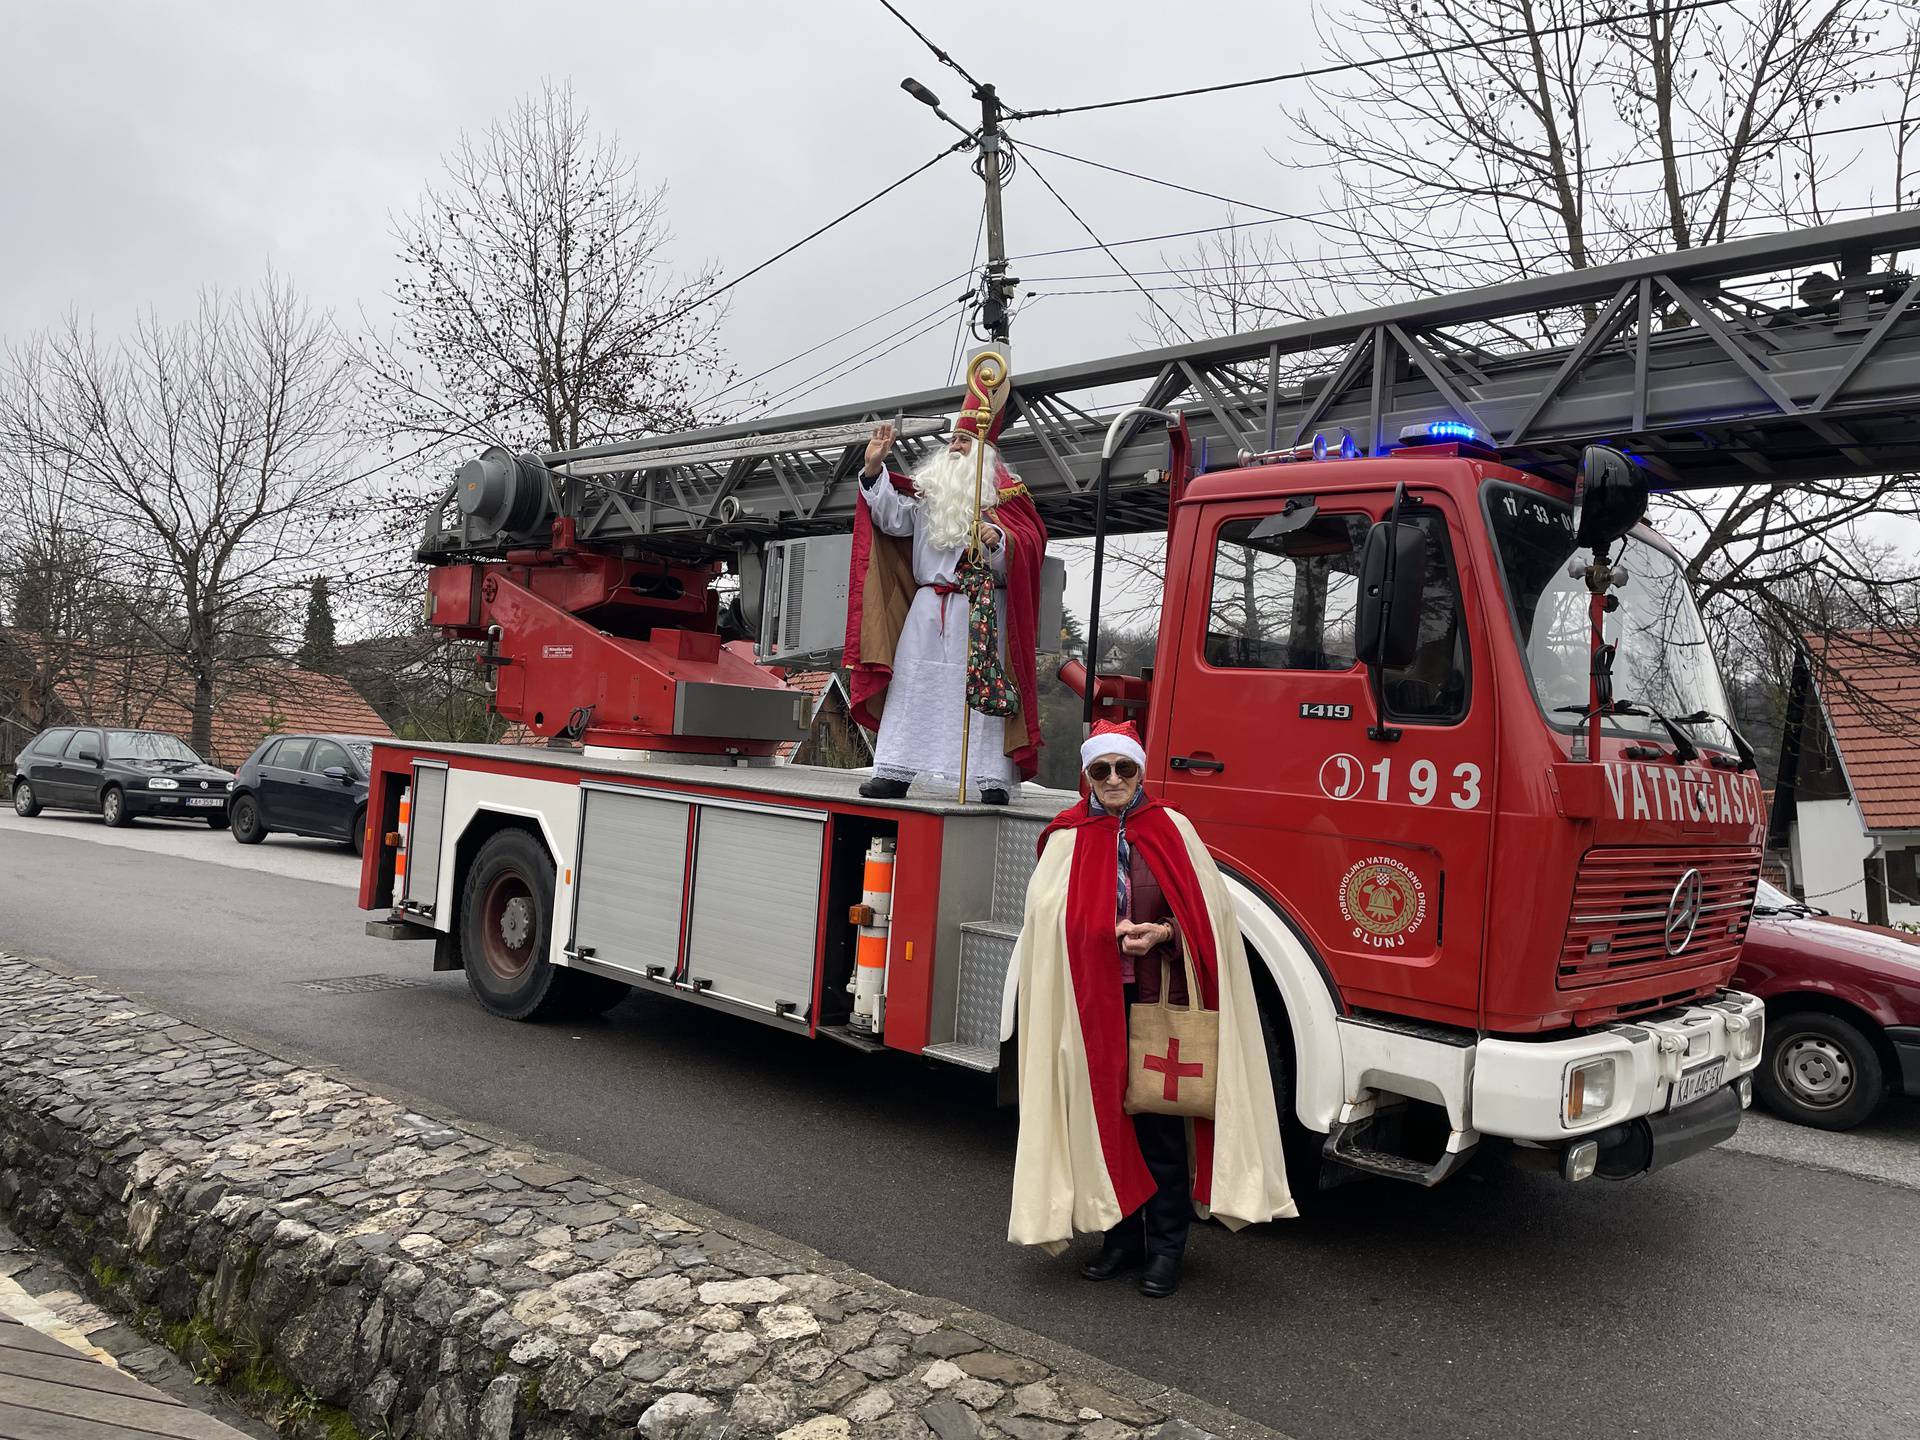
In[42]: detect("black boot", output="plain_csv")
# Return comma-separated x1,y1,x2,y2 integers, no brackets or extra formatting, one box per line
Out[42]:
859,776,911,799
978,787,1010,806
1080,1244,1144,1281
1138,1253,1181,1299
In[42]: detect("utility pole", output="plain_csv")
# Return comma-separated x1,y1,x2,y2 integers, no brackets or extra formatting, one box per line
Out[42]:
901,76,1018,346
975,83,1017,345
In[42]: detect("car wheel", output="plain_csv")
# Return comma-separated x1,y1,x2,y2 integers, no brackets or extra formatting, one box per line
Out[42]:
101,786,131,827
12,780,41,818
1755,1010,1886,1131
349,806,367,857
229,794,266,845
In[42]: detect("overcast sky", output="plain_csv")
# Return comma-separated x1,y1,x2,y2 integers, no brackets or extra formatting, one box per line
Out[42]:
0,0,1324,404
4,0,1915,630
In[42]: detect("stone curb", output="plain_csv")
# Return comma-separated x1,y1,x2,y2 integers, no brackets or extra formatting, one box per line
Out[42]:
0,952,1288,1440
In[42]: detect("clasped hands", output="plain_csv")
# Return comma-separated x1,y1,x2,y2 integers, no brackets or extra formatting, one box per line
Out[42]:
1115,920,1174,957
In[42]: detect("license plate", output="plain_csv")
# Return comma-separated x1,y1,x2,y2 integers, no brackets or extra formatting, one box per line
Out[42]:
186,797,224,808
1670,1058,1725,1111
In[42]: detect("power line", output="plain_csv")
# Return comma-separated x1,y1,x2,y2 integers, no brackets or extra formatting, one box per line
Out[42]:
876,0,985,92
1008,0,1737,121
748,297,958,417
1011,143,1196,342
947,199,988,384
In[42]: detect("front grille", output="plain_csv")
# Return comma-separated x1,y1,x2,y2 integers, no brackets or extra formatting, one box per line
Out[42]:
1557,846,1758,989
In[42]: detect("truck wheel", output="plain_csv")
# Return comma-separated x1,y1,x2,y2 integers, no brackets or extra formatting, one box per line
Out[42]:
101,786,131,827
230,794,267,844
462,829,570,1021
12,780,41,817
1755,1010,1885,1131
1255,988,1324,1212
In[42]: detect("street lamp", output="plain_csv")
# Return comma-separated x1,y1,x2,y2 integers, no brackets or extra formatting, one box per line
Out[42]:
900,77,975,140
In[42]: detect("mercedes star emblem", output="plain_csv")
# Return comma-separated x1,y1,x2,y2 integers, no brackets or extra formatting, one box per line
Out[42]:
1665,868,1705,955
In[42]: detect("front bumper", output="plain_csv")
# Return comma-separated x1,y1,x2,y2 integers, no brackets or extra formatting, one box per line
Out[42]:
1472,989,1764,1144
127,788,230,817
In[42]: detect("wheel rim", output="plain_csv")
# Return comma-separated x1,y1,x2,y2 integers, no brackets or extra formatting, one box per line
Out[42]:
479,871,538,983
1776,1034,1855,1110
104,790,121,823
236,799,255,833
13,784,29,814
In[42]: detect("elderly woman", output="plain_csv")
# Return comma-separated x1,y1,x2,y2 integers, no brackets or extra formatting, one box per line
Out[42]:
1008,720,1294,1298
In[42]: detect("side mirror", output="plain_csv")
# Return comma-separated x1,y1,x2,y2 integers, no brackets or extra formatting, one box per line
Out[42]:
323,766,351,783
1573,445,1650,550
1356,521,1427,670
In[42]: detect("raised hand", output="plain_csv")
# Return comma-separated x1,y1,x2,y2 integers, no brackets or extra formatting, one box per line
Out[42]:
862,422,896,477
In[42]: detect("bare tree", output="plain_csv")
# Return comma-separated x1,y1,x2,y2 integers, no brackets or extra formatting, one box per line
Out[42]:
1140,0,1918,759
0,275,358,755
360,80,739,461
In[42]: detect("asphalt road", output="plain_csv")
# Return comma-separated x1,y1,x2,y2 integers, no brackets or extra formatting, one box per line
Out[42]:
3,817,1918,1440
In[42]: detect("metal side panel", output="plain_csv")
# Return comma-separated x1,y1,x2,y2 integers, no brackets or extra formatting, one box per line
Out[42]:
955,923,1018,1050
684,806,824,1019
570,786,691,977
403,762,448,916
992,816,1046,928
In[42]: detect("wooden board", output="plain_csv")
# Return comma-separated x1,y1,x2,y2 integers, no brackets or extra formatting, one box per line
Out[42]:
0,1319,248,1440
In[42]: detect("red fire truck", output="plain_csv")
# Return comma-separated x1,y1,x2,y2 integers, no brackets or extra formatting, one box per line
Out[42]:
360,212,1920,1193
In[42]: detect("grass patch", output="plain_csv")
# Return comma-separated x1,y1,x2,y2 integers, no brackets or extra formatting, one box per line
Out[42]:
88,1257,126,1290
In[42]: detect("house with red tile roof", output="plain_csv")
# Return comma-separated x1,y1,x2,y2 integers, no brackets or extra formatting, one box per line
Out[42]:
0,629,390,770
1768,627,1920,924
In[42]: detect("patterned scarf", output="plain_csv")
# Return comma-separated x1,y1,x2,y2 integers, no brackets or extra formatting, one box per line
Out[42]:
961,550,1017,717
1089,786,1147,921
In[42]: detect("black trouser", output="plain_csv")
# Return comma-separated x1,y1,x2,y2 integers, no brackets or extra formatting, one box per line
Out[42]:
1106,984,1194,1259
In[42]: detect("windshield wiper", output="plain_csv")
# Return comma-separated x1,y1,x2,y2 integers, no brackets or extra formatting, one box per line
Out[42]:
1670,710,1759,772
1608,700,1698,762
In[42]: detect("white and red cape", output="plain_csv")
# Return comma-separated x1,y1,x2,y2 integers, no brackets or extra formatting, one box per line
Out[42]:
1009,798,1296,1252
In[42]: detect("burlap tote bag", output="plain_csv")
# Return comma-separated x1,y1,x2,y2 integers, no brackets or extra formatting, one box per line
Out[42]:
1123,941,1219,1119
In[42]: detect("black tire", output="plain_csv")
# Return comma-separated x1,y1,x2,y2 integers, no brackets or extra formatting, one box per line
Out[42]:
1254,983,1325,1211
1755,1010,1886,1131
461,829,570,1021
101,786,132,827
229,794,267,845
349,807,367,857
12,780,41,818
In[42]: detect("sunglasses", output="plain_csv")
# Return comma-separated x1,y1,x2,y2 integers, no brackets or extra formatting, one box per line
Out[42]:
1085,760,1140,782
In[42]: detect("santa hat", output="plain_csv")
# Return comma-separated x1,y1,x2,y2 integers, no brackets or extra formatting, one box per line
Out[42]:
1081,719,1146,772
953,363,1012,444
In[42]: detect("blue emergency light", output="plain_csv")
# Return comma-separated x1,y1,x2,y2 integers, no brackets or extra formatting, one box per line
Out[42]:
1398,419,1489,446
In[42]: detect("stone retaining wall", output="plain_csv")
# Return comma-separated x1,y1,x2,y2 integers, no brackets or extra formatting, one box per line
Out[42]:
0,953,1268,1440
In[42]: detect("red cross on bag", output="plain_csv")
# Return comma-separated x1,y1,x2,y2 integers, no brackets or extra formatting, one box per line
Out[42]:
1124,949,1219,1119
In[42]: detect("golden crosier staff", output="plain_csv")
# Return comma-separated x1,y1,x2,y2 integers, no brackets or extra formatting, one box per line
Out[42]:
955,349,1007,802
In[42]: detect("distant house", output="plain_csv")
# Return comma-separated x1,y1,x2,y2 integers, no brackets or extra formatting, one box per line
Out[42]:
1768,627,1920,925
0,629,391,770
779,670,871,768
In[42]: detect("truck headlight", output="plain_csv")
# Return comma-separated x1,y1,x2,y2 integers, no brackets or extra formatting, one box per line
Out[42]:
1728,1014,1761,1062
148,777,179,791
1563,1057,1616,1125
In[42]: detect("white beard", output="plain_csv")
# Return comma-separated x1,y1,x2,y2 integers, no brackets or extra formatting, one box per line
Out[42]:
912,443,1005,551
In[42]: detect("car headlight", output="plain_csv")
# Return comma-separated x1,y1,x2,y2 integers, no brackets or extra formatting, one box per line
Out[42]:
225,781,235,791
148,777,179,791
1563,1057,1617,1125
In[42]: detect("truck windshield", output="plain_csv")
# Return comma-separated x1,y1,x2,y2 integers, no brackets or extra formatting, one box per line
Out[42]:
1484,482,1731,743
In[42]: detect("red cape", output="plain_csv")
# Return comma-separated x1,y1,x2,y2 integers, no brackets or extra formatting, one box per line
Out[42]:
844,467,1047,780
1035,795,1224,1210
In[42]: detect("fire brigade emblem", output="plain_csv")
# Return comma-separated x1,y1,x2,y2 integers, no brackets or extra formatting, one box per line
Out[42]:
1338,855,1427,948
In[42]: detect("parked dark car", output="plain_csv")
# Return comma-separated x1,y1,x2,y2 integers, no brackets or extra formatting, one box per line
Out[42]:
228,733,375,854
1733,878,1920,1130
9,726,234,828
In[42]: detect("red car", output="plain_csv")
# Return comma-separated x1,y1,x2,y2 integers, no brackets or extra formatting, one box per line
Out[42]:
1734,879,1920,1130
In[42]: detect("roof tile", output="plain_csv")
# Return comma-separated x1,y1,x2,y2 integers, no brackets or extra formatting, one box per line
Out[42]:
1806,626,1920,831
